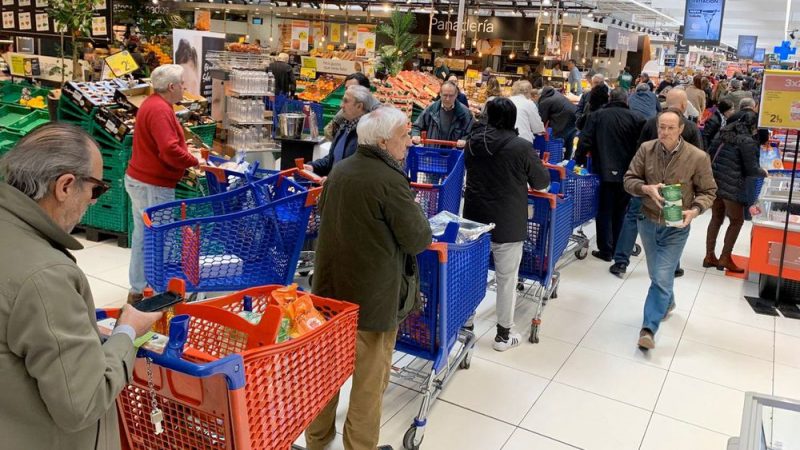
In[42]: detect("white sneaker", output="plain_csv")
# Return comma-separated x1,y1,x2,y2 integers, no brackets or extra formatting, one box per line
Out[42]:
493,332,522,352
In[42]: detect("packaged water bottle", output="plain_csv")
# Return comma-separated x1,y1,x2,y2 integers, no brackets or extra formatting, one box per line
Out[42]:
266,71,275,95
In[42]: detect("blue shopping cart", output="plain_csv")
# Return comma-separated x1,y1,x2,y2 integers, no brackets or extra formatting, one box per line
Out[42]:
534,130,565,165
546,162,601,261
407,145,466,218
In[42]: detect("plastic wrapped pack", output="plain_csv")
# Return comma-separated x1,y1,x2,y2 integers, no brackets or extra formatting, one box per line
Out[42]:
428,211,495,244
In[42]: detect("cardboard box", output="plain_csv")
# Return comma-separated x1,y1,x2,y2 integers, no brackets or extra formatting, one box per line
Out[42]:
93,105,135,142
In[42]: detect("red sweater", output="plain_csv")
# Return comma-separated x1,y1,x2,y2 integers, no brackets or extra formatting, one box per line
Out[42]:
126,94,198,188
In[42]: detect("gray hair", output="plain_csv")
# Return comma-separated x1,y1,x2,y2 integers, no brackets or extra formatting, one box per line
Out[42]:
357,106,409,146
610,88,628,104
739,97,756,110
511,80,533,97
151,64,184,93
636,83,650,92
345,85,381,114
0,123,97,201
730,79,743,90
277,52,289,63
591,74,605,86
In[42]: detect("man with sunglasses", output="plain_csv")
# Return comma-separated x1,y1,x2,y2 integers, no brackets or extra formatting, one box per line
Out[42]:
0,123,163,449
125,64,203,304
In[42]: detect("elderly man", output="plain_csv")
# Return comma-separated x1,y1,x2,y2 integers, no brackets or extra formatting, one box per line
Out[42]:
538,85,579,159
307,85,380,177
610,89,703,277
0,124,162,449
412,81,473,148
268,52,295,96
624,109,716,349
306,107,432,450
125,64,201,303
323,72,378,140
721,79,754,113
576,88,646,262
508,80,545,143
575,74,605,126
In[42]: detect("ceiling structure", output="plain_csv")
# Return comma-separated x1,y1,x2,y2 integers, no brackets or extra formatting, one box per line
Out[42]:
187,0,800,52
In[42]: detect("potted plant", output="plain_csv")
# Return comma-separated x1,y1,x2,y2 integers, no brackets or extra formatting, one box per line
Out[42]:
376,11,418,76
47,0,103,85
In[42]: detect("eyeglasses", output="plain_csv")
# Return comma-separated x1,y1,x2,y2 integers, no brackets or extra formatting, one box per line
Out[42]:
81,176,111,200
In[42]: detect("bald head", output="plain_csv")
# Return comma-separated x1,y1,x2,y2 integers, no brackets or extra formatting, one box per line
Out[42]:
665,89,688,114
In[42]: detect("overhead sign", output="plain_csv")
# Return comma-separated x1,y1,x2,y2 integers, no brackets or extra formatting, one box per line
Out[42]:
754,48,766,63
682,0,726,46
606,26,639,52
737,35,758,59
0,0,112,40
758,70,800,130
301,56,357,75
774,40,797,61
414,14,534,41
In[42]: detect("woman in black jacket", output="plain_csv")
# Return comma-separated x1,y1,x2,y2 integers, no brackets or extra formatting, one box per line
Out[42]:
463,98,550,352
702,99,734,151
576,82,609,130
704,111,766,272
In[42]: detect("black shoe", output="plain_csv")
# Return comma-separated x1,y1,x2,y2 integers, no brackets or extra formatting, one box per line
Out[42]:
609,263,627,276
674,268,685,278
591,251,613,262
378,446,394,450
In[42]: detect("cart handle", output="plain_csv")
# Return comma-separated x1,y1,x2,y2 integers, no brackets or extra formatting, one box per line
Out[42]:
544,163,567,180
200,165,228,184
96,310,246,390
419,131,459,148
528,190,560,209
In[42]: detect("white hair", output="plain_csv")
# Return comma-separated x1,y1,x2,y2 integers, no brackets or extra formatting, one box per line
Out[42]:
512,80,533,97
277,52,289,62
151,64,184,93
739,97,756,110
357,106,409,146
591,74,605,85
346,85,380,112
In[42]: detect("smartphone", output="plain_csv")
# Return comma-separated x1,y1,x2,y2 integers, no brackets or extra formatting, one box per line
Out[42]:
133,291,183,313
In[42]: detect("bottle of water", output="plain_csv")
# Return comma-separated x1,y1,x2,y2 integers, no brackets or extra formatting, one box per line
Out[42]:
266,71,275,95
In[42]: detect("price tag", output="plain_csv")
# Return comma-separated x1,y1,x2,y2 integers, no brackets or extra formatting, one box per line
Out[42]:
104,50,139,78
300,67,317,78
759,70,800,130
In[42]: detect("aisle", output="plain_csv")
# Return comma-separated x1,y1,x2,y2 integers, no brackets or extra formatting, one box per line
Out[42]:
75,214,800,450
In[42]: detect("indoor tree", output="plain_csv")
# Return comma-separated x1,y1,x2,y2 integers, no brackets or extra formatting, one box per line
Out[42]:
376,11,418,76
47,0,103,84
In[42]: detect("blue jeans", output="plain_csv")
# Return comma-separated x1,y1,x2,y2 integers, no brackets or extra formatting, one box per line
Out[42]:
614,197,642,266
125,175,175,294
638,218,691,334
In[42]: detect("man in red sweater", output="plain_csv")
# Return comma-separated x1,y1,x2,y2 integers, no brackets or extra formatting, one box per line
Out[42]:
125,64,202,303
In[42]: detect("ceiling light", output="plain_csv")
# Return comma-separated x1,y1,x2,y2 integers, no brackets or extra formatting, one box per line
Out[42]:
562,12,567,17
587,12,593,18
543,11,549,16
542,0,551,5
383,3,391,11
574,44,579,50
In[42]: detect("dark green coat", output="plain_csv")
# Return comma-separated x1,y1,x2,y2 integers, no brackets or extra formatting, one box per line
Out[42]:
312,145,433,332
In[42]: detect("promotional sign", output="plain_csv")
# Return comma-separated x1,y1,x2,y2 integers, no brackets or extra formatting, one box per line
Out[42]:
173,29,225,100
0,0,111,39
301,56,357,75
331,23,341,43
737,35,758,59
682,0,726,45
356,29,376,58
104,50,138,77
758,70,800,130
290,20,309,52
754,48,766,63
414,14,534,41
476,38,502,56
4,52,88,82
606,27,639,52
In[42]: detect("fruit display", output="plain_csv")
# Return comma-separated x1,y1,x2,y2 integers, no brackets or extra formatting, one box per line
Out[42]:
374,79,414,117
142,43,172,65
309,49,358,60
394,71,442,106
297,75,343,102
19,95,46,109
228,43,263,54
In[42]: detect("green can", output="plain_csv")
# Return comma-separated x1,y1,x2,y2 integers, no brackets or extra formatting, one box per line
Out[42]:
662,184,683,226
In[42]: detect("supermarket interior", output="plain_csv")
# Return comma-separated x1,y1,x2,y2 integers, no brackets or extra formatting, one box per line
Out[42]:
1,0,800,449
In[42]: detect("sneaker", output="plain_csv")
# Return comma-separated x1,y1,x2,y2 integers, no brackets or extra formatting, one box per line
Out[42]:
637,329,655,350
493,332,522,352
674,268,685,278
663,302,676,320
591,250,613,262
609,262,627,276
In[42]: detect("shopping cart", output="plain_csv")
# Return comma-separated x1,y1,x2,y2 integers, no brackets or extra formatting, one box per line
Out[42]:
534,129,565,165
202,156,280,195
98,285,359,450
515,191,574,343
143,172,321,293
408,138,466,218
393,222,492,450
546,163,600,261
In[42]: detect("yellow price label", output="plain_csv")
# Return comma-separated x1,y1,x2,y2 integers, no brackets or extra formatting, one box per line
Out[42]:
300,67,316,78
104,50,139,77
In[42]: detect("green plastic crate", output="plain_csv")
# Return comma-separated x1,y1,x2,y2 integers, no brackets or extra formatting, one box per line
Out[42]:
0,104,34,128
58,95,97,121
175,176,208,200
99,147,131,180
91,121,133,150
83,179,129,232
0,130,22,156
0,83,28,105
6,110,50,135
188,123,216,147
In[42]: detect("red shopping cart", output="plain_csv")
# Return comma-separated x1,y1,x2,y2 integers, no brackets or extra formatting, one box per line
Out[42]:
100,285,359,450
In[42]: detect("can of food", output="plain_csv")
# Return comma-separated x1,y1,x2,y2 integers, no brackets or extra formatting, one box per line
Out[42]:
662,184,684,227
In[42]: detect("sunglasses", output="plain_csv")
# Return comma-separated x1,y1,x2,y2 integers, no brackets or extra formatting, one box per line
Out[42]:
80,176,111,200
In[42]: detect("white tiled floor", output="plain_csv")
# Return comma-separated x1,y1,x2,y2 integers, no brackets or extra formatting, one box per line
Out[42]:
76,213,800,450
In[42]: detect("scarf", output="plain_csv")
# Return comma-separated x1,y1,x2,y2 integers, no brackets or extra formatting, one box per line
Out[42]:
362,144,406,174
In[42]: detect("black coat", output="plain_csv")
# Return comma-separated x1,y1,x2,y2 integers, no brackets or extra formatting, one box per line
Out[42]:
637,115,704,150
711,130,764,203
463,122,550,243
702,110,724,151
310,125,358,177
411,99,474,143
537,86,577,136
268,61,295,95
576,102,646,183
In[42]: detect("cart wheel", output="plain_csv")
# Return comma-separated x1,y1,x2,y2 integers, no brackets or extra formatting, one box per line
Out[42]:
575,244,589,260
403,426,422,450
298,270,311,277
632,243,642,257
308,273,314,286
529,324,540,344
459,353,472,370
517,281,525,292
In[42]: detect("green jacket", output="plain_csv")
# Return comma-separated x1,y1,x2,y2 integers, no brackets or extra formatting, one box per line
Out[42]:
312,145,433,332
0,183,136,450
